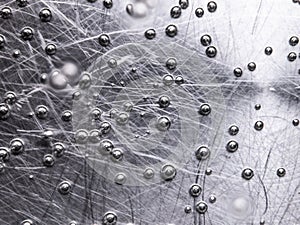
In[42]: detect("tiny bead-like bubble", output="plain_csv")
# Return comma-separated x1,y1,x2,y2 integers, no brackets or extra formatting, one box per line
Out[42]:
226,140,238,153
255,104,261,110
179,0,189,9
0,147,10,162
40,73,48,84
292,119,299,126
205,168,212,175
52,142,65,157
103,0,113,9
247,62,256,71
98,34,110,47
277,167,286,177
79,72,92,89
205,46,217,58
289,36,299,46
195,8,204,17
0,103,11,120
195,146,210,160
242,168,254,180
207,1,217,13
143,168,154,179
198,103,211,116
72,91,81,100
102,212,117,225
42,130,54,139
114,172,127,185
160,164,176,181
69,221,77,225
189,184,202,197
209,194,217,203
35,105,49,119
0,34,6,48
200,34,212,46
20,27,34,41
260,219,265,225
21,219,33,225
196,201,208,214
12,49,21,58
165,24,178,37
16,0,28,7
61,110,72,122
287,52,297,62
1,7,12,19
163,74,174,86
39,8,52,22
170,6,181,18
10,138,25,155
158,95,170,108
156,116,171,131
89,129,101,143
49,70,68,90
166,57,177,70
228,125,239,135
111,148,124,161
116,112,129,125
4,91,17,104
90,108,102,120
254,120,264,131
75,129,89,144
175,75,184,85
0,162,5,173
264,46,273,55
144,28,156,39
100,121,111,134
184,205,192,213
123,102,133,112
107,58,117,68
42,154,55,167
98,139,114,155
45,43,57,55
58,181,72,195
233,67,243,77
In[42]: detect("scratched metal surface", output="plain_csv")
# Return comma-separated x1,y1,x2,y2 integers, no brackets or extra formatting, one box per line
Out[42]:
0,0,299,225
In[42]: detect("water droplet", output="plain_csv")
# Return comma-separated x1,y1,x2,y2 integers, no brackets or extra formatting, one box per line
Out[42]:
207,1,217,13
43,154,55,167
292,119,299,126
58,181,72,195
79,72,92,89
158,96,170,108
200,34,212,46
103,0,113,9
126,2,148,18
1,7,12,19
10,138,24,155
75,129,89,144
196,201,208,214
0,34,6,48
264,46,273,55
144,28,156,39
195,8,204,17
4,91,17,104
111,148,123,161
160,164,176,181
254,104,261,110
179,0,189,9
287,52,297,61
184,205,192,213
35,105,49,119
289,36,299,46
233,67,243,77
89,129,101,143
45,43,57,55
163,74,174,86
116,112,129,125
49,70,68,90
21,219,33,225
277,167,286,177
254,121,264,131
170,6,181,18
205,46,217,58
0,103,10,120
102,212,117,225
12,49,21,58
247,62,256,71
114,172,127,185
98,139,114,155
0,147,10,162
242,168,254,180
189,184,202,197
39,8,52,22
143,168,154,179
175,75,184,85
100,121,111,134
209,194,217,203
195,146,210,160
198,103,211,116
205,168,212,175
61,110,72,122
226,140,238,153
98,34,110,47
156,116,171,131
228,125,239,135
52,142,65,157
20,27,34,41
165,24,178,37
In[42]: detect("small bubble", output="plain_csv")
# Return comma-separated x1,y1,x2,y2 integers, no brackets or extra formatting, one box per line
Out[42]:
207,1,217,13
184,205,192,213
196,201,208,214
175,75,184,85
179,0,189,9
160,164,176,181
111,148,123,161
163,74,174,86
195,8,204,17
205,46,217,58
0,103,10,120
292,119,299,126
39,8,52,22
289,36,299,46
9,138,25,155
195,146,210,160
264,46,273,55
205,168,212,175
45,43,57,55
233,67,243,77
165,24,178,37
158,96,170,108
114,173,127,185
200,34,212,46
116,112,129,125
12,49,21,58
20,27,34,41
61,110,72,122
247,62,256,71
103,0,113,9
102,212,117,225
0,147,10,162
189,184,202,197
16,0,28,7
98,139,114,155
107,58,118,68
43,154,55,167
4,91,17,104
98,34,110,47
75,129,89,144
1,7,12,19
242,168,254,180
0,34,6,48
79,72,92,89
100,121,111,134
287,52,297,62
254,104,261,110
209,194,217,203
198,103,211,116
254,121,264,131
166,57,177,70
226,140,238,153
89,129,101,143
228,125,239,135
52,142,65,157
21,219,33,225
170,6,181,18
35,105,49,119
156,116,171,131
58,181,72,195
277,168,286,177
72,91,81,100
143,168,154,179
144,28,156,39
